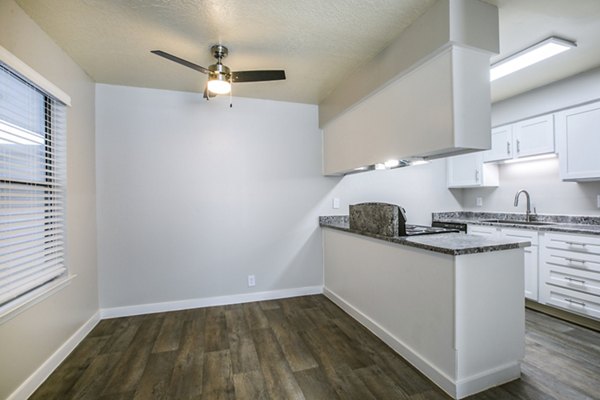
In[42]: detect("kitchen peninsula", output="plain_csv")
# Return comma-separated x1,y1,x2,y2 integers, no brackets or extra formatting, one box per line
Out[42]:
320,216,530,399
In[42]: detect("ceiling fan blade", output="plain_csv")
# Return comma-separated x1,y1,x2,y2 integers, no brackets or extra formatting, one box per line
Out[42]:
231,70,286,83
151,50,209,74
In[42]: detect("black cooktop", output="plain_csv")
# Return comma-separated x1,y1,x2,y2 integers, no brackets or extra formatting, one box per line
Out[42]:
403,224,459,237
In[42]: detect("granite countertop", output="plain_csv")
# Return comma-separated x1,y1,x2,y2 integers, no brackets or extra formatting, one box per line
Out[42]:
433,211,600,235
319,216,529,256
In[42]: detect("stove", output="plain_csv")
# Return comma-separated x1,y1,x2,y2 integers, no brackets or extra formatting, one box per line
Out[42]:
403,224,460,237
347,202,460,237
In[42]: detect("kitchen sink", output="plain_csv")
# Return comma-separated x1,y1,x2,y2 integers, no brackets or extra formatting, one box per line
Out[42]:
479,219,555,226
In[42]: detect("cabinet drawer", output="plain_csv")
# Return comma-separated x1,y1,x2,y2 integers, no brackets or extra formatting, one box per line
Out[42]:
542,264,600,297
501,228,538,246
543,248,600,274
540,285,600,320
468,225,498,236
544,232,600,255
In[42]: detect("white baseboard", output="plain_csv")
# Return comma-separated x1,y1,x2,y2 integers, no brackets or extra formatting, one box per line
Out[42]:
7,311,101,400
101,285,324,319
323,287,520,399
455,361,521,399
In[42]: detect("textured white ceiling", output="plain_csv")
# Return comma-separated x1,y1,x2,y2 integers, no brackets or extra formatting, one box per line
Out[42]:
14,0,435,104
13,0,600,104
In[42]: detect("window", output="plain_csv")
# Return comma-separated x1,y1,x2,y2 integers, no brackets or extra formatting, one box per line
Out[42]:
0,63,67,315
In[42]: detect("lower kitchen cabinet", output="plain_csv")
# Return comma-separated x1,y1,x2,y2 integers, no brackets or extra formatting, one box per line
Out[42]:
467,226,600,320
468,225,538,301
502,228,539,301
540,232,600,320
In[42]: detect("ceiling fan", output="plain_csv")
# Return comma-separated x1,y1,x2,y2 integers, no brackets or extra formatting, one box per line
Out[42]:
151,45,286,100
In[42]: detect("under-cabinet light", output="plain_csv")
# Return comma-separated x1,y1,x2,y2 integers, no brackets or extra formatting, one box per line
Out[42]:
503,154,557,164
410,159,429,166
384,159,400,169
374,163,386,170
490,37,576,82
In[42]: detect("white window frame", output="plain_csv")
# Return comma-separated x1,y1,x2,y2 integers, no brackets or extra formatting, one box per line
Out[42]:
0,46,73,324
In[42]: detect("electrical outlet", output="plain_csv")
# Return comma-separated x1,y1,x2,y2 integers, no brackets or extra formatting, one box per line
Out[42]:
476,197,483,207
332,197,340,209
247,275,256,287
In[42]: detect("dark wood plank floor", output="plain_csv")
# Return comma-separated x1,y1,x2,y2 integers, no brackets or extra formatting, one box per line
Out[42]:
30,295,600,400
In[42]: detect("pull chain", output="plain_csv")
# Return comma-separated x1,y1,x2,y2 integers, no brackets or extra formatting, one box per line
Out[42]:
229,76,233,108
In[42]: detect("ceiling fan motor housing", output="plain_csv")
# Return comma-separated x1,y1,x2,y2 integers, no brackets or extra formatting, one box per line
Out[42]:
208,62,231,81
211,45,229,60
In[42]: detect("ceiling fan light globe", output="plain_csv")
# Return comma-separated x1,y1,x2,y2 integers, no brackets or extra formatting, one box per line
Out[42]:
207,78,231,94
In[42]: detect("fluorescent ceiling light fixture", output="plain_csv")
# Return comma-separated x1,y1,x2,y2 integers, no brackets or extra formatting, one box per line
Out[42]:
490,37,576,82
354,166,368,171
503,153,557,164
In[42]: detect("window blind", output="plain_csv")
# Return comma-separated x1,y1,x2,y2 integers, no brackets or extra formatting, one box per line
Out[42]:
0,63,67,310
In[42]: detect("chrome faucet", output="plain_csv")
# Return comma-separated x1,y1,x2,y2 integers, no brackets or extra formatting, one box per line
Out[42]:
514,189,532,222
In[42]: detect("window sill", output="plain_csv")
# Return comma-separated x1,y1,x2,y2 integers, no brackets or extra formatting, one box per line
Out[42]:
0,274,77,325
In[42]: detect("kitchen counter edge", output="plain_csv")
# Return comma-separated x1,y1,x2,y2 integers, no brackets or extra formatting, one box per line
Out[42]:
319,216,529,256
433,217,600,236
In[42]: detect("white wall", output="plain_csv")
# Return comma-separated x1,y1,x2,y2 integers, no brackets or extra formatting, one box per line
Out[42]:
96,84,338,309
327,159,463,225
461,158,600,215
0,1,98,398
461,67,600,215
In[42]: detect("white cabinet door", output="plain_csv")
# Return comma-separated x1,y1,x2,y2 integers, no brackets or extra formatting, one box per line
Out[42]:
447,153,499,188
469,226,538,301
482,114,555,165
513,114,555,158
556,101,600,181
501,228,538,301
483,125,513,162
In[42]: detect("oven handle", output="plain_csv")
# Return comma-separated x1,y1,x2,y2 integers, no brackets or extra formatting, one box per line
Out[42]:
431,221,468,233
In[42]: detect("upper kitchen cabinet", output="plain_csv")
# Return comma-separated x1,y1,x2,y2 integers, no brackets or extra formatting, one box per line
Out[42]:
556,100,600,181
319,0,499,176
512,114,555,158
483,125,513,162
483,114,555,163
447,152,499,188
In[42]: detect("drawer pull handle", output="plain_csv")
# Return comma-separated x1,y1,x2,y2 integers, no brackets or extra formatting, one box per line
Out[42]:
566,241,587,247
565,298,586,307
565,257,586,264
565,277,586,285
